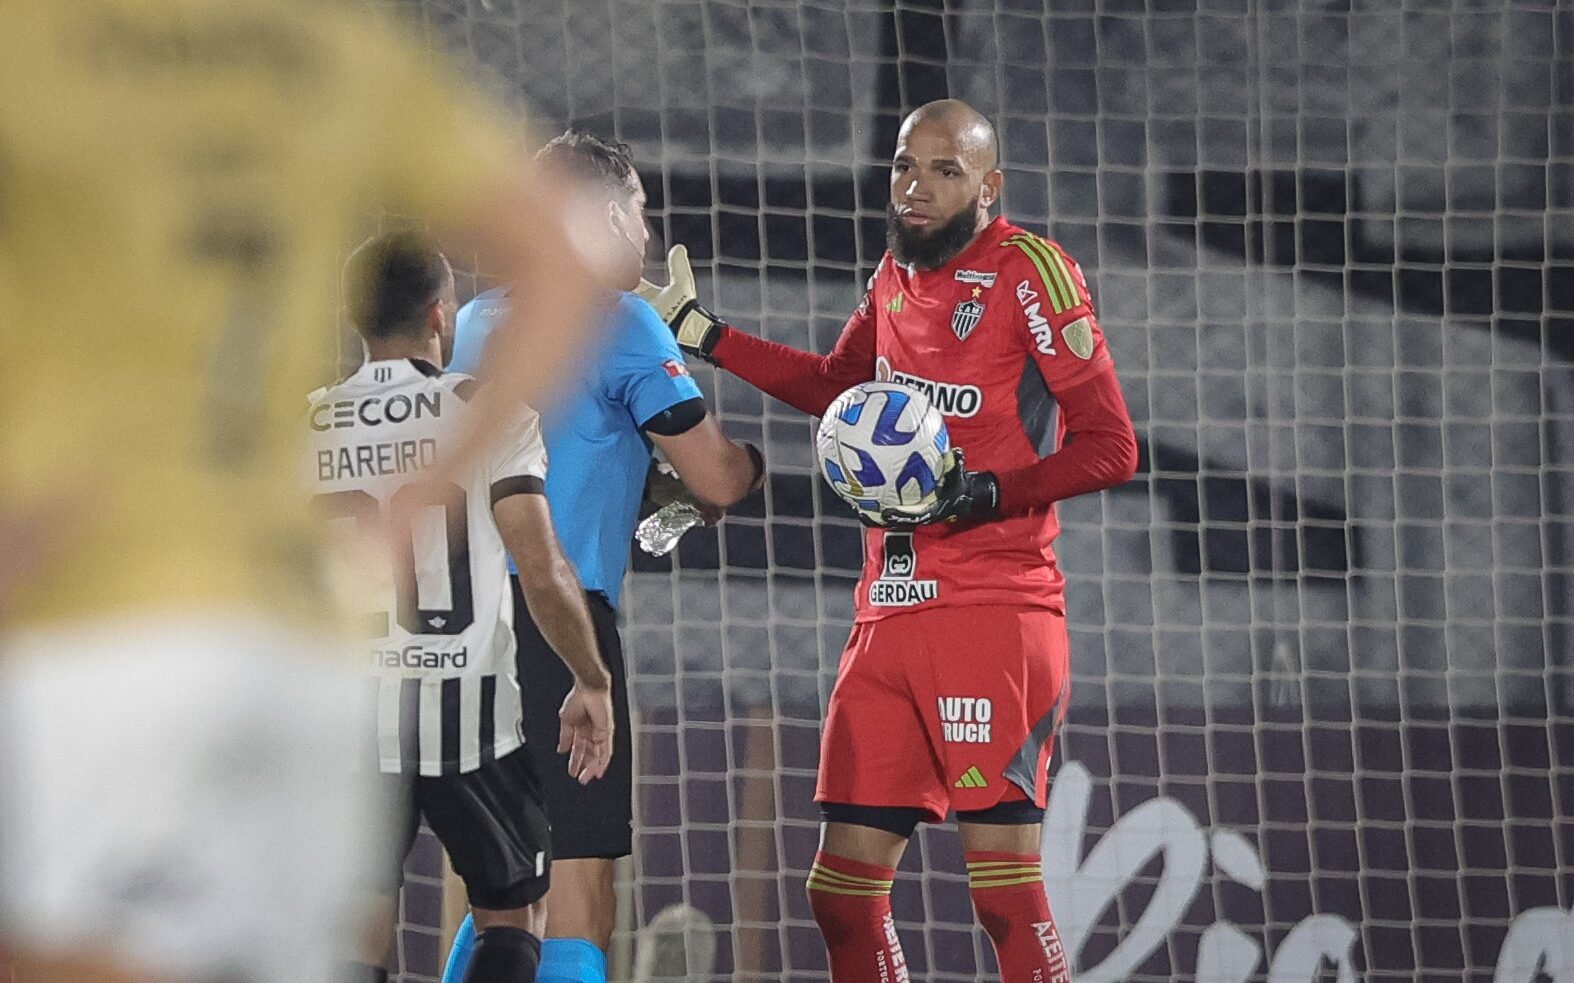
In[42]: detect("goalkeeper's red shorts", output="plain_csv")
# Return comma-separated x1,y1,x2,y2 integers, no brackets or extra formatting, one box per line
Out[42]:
815,604,1071,822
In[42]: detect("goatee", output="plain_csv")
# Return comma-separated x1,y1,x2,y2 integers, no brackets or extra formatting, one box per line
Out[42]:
886,198,980,270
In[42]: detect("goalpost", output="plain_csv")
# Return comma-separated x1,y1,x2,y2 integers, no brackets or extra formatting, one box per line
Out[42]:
384,1,1572,980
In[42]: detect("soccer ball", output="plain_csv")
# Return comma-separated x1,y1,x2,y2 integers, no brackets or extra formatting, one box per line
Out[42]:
816,381,950,518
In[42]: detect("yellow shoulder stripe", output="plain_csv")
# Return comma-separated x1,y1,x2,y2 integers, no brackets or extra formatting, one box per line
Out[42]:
1004,234,1079,315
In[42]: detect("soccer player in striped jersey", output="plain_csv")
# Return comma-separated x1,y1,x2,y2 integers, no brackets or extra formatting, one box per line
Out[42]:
312,233,616,983
640,100,1138,982
0,5,609,983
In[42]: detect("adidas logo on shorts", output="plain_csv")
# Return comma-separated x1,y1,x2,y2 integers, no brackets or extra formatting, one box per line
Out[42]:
954,766,989,789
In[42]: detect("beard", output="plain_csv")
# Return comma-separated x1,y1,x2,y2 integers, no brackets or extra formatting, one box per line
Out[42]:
886,198,980,270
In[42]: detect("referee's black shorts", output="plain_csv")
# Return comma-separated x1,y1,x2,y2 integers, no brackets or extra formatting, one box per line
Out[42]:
512,579,634,860
376,747,553,910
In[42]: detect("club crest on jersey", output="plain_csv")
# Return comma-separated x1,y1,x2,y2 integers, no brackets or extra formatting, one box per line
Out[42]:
951,297,985,342
954,269,997,287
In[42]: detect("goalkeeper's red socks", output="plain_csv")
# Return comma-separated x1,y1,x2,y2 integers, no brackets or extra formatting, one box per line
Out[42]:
806,848,1069,983
965,851,1071,983
806,851,908,982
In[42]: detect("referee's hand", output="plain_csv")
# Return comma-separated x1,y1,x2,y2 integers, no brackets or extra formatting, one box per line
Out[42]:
559,681,615,784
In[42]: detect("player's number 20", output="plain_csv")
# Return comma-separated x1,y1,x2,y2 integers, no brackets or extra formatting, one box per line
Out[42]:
313,485,476,638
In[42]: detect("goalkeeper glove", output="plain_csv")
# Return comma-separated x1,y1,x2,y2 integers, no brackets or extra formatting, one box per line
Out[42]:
872,449,1001,529
636,244,726,362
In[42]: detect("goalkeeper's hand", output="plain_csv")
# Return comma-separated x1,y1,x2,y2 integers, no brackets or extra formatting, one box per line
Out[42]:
635,244,726,362
870,449,1001,529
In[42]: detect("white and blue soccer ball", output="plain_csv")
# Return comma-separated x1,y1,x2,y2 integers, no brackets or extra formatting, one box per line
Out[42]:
816,381,950,518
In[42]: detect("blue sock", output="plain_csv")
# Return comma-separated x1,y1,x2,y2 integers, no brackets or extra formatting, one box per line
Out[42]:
439,913,477,983
538,937,606,983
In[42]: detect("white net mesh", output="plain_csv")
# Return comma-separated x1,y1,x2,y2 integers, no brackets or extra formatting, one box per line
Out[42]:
383,1,1573,980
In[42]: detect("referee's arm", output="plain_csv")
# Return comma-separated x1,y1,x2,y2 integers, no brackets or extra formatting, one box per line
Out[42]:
492,487,614,782
644,398,764,509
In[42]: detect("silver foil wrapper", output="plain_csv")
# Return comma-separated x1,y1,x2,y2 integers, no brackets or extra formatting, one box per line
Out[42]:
635,500,704,557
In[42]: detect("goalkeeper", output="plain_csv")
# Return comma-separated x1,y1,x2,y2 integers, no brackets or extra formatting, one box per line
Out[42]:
441,130,765,983
639,99,1138,982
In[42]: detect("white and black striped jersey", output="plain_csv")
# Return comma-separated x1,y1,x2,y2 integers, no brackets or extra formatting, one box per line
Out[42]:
307,359,547,776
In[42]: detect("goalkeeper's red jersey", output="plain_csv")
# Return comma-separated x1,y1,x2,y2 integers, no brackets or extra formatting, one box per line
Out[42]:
716,216,1121,622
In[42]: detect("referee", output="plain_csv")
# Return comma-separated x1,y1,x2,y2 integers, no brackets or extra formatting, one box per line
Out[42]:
445,130,765,983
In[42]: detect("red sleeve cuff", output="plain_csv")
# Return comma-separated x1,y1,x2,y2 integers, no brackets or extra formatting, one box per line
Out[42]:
708,324,742,366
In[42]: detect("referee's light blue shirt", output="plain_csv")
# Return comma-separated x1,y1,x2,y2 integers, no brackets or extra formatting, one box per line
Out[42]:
450,288,702,610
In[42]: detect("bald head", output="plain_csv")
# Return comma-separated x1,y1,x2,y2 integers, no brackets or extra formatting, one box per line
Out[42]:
887,99,1004,269
901,99,998,172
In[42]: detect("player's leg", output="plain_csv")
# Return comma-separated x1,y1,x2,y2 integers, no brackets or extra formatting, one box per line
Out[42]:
443,872,611,983
810,617,945,983
957,807,1070,983
439,583,624,983
464,905,547,982
439,871,610,983
435,909,544,983
419,747,554,983
811,812,917,983
531,860,615,977
930,607,1072,983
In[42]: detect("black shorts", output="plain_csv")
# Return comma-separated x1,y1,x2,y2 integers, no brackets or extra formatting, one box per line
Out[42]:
377,748,552,910
512,580,633,860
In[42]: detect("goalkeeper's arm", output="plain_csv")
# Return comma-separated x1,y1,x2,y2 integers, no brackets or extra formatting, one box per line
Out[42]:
637,245,875,417
878,366,1139,529
992,365,1139,511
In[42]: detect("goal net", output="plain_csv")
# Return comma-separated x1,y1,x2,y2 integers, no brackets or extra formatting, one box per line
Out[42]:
382,1,1573,979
